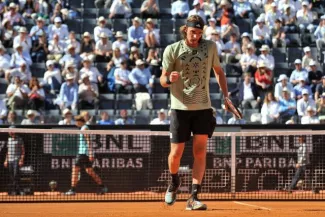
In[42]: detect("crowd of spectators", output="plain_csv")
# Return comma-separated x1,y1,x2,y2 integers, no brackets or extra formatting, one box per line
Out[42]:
0,0,325,125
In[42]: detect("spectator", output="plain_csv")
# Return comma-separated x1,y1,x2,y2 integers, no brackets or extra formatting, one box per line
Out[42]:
0,45,10,76
80,32,96,62
129,59,153,93
229,72,260,109
50,3,63,23
141,0,159,19
254,61,273,97
221,19,240,41
38,0,52,18
66,31,81,54
278,87,297,123
234,0,254,28
278,0,297,13
204,18,220,40
202,0,216,20
55,74,78,110
106,47,126,74
221,33,241,64
297,89,316,117
218,0,233,27
128,17,145,50
21,110,39,125
240,32,252,50
316,92,325,116
239,43,257,74
13,27,32,53
144,18,160,48
112,31,128,55
265,2,281,31
59,44,82,68
315,76,325,101
258,45,275,71
21,0,37,19
315,15,325,50
10,44,32,68
210,30,224,57
109,0,132,19
95,32,112,63
48,17,69,41
5,111,17,125
188,0,206,24
94,16,113,43
302,46,316,71
47,34,65,63
79,58,103,85
274,74,295,100
290,59,308,85
78,74,99,110
1,19,16,48
58,108,75,125
145,47,160,65
27,77,45,111
5,62,31,84
296,1,315,33
261,91,279,124
0,99,8,124
227,109,246,124
6,76,30,110
3,3,25,26
80,111,95,125
308,60,323,93
115,109,135,125
264,0,274,14
271,18,287,48
127,46,143,70
150,109,169,125
62,61,79,83
301,106,320,124
294,76,312,99
282,5,297,33
95,0,112,9
31,33,48,63
97,111,115,125
149,59,161,78
171,0,190,19
252,16,271,48
43,60,62,94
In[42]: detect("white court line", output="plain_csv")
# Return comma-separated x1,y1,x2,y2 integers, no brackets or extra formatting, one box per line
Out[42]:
233,201,272,211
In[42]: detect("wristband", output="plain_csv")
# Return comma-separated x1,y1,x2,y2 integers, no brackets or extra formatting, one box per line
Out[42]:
166,76,172,85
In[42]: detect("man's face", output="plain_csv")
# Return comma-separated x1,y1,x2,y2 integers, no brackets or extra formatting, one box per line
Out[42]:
20,64,26,71
76,120,83,128
15,77,21,84
283,91,289,99
55,22,61,28
69,48,75,55
303,93,309,100
37,20,44,27
83,61,90,68
295,63,302,70
138,64,145,69
258,22,263,27
230,35,237,42
101,112,108,120
66,78,74,85
133,20,140,27
281,79,287,85
83,77,90,85
159,112,166,121
120,110,127,118
185,27,203,44
272,6,277,12
261,50,268,55
65,113,72,120
305,51,311,57
244,75,251,83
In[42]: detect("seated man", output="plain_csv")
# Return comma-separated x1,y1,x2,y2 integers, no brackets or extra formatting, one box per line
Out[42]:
114,60,133,94
127,17,144,50
308,60,323,93
315,76,325,101
59,44,82,69
6,76,30,110
278,87,296,123
141,0,160,19
115,109,135,125
150,109,169,125
274,74,295,100
78,74,99,110
42,60,62,93
297,89,316,117
5,62,31,84
58,108,75,125
171,0,190,18
21,110,39,125
97,111,115,125
290,59,308,86
129,59,153,94
79,58,103,85
301,106,320,124
55,74,78,110
294,76,312,100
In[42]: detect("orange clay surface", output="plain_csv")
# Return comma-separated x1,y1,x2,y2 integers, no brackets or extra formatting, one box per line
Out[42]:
0,201,325,217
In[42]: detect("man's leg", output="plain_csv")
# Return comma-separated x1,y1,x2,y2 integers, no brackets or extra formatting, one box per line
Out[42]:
289,167,303,191
65,165,80,195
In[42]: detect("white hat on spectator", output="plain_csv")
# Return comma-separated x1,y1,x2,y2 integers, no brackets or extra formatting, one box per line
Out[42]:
304,46,311,53
9,2,16,8
302,89,309,95
259,45,270,51
258,61,266,68
83,32,91,37
131,46,138,52
46,60,55,67
211,29,220,35
208,18,216,22
14,43,23,49
322,92,325,98
294,59,302,64
146,18,154,24
62,108,72,117
282,87,289,92
158,109,166,114
1,19,10,27
271,2,277,7
19,27,28,33
81,73,90,80
0,45,6,51
82,57,92,63
26,110,39,118
54,17,62,23
277,74,288,82
150,59,159,66
192,0,200,6
65,61,75,68
307,106,315,112
220,0,228,6
256,16,264,23
241,32,250,38
136,59,145,66
115,31,124,38
37,17,44,22
247,43,254,49
321,15,325,20
61,8,69,16
67,44,75,50
98,16,106,23
133,17,141,23
99,32,108,38
309,60,316,66
302,1,309,6
65,73,75,80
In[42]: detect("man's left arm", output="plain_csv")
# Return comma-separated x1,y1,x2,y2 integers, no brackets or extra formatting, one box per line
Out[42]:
212,43,228,98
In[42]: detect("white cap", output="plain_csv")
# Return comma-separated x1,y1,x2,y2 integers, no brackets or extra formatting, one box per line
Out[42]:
284,4,291,10
81,73,89,80
54,17,62,23
46,60,55,67
256,17,264,23
294,59,302,64
302,1,309,6
146,18,154,23
192,0,200,6
98,16,106,22
208,17,216,22
99,32,108,38
321,15,325,20
258,61,266,68
133,17,141,22
62,108,72,116
282,87,289,92
37,17,44,22
83,32,91,37
307,106,315,111
65,61,75,68
259,45,270,51
277,74,288,82
9,2,16,8
241,32,250,38
65,73,75,80
135,59,145,66
220,0,228,6
115,31,124,38
271,2,277,7
158,109,166,114
19,27,27,33
26,110,39,117
14,43,23,49
150,59,159,66
61,8,69,16
304,46,311,53
131,46,138,52
309,60,316,66
302,89,309,95
67,44,75,50
211,29,220,35
247,43,254,49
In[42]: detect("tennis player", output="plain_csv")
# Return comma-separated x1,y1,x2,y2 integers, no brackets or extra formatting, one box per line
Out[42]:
161,15,229,210
65,115,107,195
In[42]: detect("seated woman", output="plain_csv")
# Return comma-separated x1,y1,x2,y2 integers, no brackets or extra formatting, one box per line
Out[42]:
144,18,160,48
28,77,45,111
261,92,279,124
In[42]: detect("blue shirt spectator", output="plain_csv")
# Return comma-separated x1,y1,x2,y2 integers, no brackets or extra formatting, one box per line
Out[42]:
128,17,145,44
129,60,152,86
29,17,48,41
290,59,308,85
97,111,115,125
59,45,82,68
278,91,297,116
10,44,32,68
171,0,190,18
234,0,252,17
56,74,78,110
294,78,312,99
115,109,135,125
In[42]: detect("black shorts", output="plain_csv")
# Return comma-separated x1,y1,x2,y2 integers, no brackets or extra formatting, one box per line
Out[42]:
75,154,92,168
169,109,216,143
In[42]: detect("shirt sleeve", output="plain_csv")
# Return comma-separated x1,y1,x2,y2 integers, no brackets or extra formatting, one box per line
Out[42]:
162,45,175,72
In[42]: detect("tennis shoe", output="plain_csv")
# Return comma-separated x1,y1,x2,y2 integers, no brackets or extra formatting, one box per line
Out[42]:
165,182,181,205
65,189,76,196
185,197,207,211
97,186,108,195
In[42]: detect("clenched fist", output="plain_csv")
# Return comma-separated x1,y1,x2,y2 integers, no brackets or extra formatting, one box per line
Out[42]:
169,71,179,83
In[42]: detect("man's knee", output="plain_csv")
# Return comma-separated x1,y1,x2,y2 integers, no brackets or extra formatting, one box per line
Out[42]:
85,168,93,174
193,145,206,160
169,146,183,160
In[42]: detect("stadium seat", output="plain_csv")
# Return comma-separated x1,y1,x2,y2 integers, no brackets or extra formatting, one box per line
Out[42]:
243,109,259,122
116,109,134,116
116,94,134,109
0,94,6,100
236,18,251,33
98,8,109,17
30,63,46,78
174,19,187,33
82,19,97,34
286,34,302,47
309,46,319,61
82,8,98,19
69,0,82,8
153,78,167,93
132,0,143,8
151,93,169,109
274,62,290,77
160,34,176,47
160,8,172,18
84,1,95,8
99,94,115,109
159,0,173,8
135,110,151,117
209,78,220,93
288,47,303,63
65,19,82,34
82,109,97,117
272,47,287,62
159,20,174,34
210,93,222,109
131,8,141,18
135,114,151,125
0,78,8,94
112,19,129,33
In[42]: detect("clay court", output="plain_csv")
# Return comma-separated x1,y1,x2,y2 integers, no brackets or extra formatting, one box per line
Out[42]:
0,201,325,217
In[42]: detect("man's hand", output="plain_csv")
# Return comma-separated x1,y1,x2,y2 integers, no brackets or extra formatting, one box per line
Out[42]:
296,163,300,168
4,161,8,168
169,71,179,83
19,159,24,167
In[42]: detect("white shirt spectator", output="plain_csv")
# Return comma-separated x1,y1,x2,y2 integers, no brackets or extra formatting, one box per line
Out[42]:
10,52,32,68
150,118,169,125
13,36,32,53
252,24,271,40
0,99,8,124
58,119,75,125
7,68,32,83
171,0,190,16
144,28,160,44
94,26,113,42
224,41,241,55
297,98,316,116
240,53,258,68
48,24,69,41
188,9,206,24
79,67,102,84
6,83,30,98
258,54,275,70
274,82,295,100
78,82,99,102
65,39,81,54
265,9,282,28
261,101,279,124
43,68,62,86
48,40,66,54
96,40,112,53
110,0,132,18
215,39,225,56
0,52,11,74
243,82,255,100
296,9,313,25
112,40,128,55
